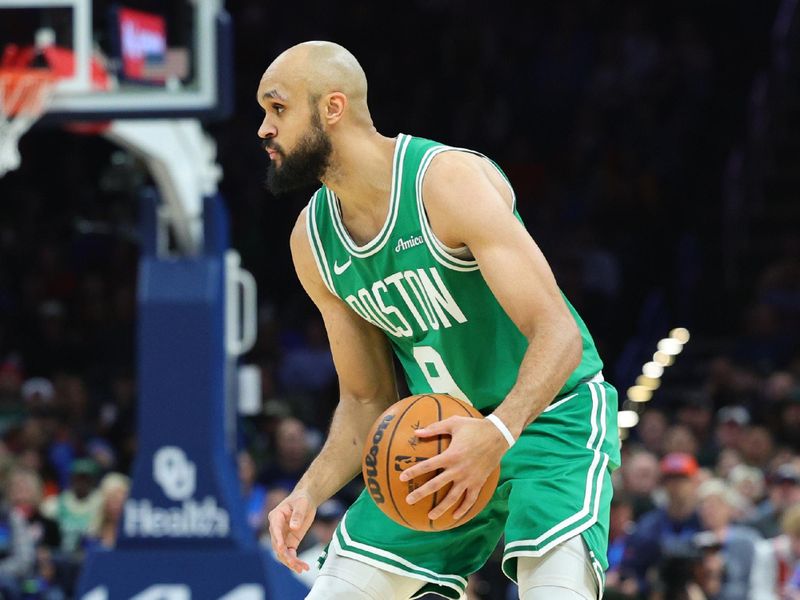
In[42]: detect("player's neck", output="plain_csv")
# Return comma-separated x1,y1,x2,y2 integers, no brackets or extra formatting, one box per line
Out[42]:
321,130,397,218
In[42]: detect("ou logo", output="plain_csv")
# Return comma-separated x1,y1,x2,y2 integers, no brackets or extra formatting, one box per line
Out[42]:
153,446,196,501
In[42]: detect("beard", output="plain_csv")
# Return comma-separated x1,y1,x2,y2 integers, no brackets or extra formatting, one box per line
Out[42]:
264,113,332,195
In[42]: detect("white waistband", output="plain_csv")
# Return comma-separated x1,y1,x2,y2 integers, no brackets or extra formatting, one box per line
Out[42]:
587,371,604,383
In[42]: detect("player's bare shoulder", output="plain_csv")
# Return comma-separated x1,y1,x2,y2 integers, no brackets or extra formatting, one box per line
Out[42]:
289,207,329,300
289,207,312,268
421,149,515,247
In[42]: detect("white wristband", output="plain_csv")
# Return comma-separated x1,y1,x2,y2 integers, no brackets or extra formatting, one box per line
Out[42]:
486,414,516,447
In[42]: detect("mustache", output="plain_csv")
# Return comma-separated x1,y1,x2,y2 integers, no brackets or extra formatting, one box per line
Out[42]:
260,138,283,154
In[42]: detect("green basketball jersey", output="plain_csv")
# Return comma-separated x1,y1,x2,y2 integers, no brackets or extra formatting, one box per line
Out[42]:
306,133,603,412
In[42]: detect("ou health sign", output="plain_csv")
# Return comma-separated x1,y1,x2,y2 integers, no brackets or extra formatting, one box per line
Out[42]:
117,7,167,83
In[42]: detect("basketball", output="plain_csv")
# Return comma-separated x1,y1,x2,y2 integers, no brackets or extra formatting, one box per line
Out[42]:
362,393,501,531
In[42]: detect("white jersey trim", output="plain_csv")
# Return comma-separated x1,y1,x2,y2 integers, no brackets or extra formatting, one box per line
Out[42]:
415,144,517,272
333,514,468,596
328,133,411,258
305,192,337,296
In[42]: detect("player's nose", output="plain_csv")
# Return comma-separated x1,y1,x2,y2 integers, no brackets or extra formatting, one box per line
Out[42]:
258,114,276,139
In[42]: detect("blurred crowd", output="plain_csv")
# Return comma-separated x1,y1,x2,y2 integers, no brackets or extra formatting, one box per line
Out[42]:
0,0,798,599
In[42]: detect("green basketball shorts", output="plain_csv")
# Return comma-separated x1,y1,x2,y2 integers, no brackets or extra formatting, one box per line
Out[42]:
319,377,620,599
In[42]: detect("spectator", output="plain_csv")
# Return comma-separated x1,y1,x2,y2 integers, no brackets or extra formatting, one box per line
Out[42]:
696,477,766,600
19,377,55,414
5,466,60,550
717,446,745,479
749,464,800,539
258,418,313,492
768,503,800,599
635,408,668,456
619,447,660,519
40,458,102,556
675,391,717,467
728,464,767,520
650,532,726,600
619,452,703,596
741,426,777,471
84,472,130,550
715,405,751,454
0,497,35,599
240,395,293,473
14,448,59,498
7,467,67,600
662,424,700,458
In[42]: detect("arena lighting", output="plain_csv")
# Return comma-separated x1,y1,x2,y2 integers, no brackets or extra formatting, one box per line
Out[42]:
670,327,691,344
635,375,661,390
618,410,640,428
642,361,664,378
657,337,684,356
626,385,653,402
653,351,675,367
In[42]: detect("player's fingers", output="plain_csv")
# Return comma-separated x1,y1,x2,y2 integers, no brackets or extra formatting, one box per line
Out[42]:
405,470,452,505
414,416,459,437
286,547,309,573
452,487,481,520
267,510,288,555
286,533,310,573
428,484,466,520
398,453,446,482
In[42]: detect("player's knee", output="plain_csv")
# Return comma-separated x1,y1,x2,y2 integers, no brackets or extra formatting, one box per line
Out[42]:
305,573,376,600
516,535,598,600
307,547,424,600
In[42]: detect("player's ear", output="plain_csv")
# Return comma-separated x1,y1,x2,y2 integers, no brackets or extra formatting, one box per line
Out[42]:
323,92,347,125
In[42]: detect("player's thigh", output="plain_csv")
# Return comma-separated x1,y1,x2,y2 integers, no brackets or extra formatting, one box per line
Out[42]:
517,535,598,600
500,380,618,586
305,543,425,600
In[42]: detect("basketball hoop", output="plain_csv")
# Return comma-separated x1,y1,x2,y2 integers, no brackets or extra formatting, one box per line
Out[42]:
0,67,56,177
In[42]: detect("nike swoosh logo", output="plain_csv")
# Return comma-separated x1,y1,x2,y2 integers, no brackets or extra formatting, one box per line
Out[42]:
333,257,352,275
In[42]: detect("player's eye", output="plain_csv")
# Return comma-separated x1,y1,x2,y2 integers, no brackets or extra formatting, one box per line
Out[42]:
272,104,285,115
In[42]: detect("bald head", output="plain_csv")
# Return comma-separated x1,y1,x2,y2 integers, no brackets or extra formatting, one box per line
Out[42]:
262,41,370,124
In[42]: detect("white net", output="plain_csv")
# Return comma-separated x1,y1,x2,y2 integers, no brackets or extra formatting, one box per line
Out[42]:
0,69,55,177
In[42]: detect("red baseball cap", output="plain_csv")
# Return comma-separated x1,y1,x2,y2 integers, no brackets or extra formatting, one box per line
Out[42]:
660,452,699,477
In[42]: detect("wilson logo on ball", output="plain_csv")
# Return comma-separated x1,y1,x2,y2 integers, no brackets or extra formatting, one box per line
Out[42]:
364,413,395,504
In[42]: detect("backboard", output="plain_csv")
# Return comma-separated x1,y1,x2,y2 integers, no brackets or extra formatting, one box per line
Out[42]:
0,0,232,122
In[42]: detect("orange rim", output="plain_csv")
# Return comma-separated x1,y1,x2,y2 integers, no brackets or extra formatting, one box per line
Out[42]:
0,68,56,117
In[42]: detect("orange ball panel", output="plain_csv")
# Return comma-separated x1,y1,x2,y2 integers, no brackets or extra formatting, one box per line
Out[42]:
362,393,501,531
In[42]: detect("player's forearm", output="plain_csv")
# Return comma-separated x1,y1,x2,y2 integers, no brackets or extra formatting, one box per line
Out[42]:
492,317,582,438
294,396,389,506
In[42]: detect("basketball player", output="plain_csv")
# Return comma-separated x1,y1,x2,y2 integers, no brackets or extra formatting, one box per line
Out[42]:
259,41,620,600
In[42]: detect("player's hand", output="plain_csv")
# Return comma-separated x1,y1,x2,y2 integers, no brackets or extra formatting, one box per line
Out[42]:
267,489,317,574
398,416,508,520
